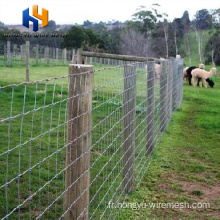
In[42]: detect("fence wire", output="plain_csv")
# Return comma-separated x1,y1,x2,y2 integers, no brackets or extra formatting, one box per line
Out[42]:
0,41,127,67
0,58,184,219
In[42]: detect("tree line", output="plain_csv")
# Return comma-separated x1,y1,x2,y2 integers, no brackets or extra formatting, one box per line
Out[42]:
0,5,220,65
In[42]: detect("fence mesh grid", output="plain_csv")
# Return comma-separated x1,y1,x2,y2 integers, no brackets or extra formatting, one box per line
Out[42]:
0,55,184,219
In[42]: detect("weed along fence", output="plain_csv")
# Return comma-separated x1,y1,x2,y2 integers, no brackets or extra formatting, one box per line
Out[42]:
0,53,184,219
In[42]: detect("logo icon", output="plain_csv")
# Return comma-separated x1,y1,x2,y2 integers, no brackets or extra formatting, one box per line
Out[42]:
23,5,48,32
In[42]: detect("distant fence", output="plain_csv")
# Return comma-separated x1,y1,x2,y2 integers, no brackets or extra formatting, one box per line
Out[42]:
0,53,184,219
0,41,160,68
0,41,73,67
0,41,139,68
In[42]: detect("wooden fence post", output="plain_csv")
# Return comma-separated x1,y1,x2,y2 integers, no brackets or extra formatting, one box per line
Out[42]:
146,62,155,155
13,44,17,62
63,48,67,64
122,64,136,193
160,61,168,132
65,64,93,220
36,44,39,65
7,41,11,66
25,41,30,82
56,48,59,63
77,48,83,64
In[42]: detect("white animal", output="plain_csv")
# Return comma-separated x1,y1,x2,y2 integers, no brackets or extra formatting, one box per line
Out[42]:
191,67,217,88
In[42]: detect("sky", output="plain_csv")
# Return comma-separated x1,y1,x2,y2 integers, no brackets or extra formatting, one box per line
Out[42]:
0,0,219,25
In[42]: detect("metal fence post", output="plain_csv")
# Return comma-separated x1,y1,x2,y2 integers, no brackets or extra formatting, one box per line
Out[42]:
172,59,178,110
160,61,168,132
122,64,136,193
146,62,155,155
65,64,93,220
167,59,173,119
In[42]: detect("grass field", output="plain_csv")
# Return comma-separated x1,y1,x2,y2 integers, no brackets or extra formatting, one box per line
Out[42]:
119,76,220,220
0,61,219,219
0,62,153,219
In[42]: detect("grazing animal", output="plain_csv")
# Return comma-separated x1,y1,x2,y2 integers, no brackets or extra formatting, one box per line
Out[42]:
183,67,189,82
205,78,215,88
191,67,217,88
186,63,205,85
186,64,205,85
145,58,165,83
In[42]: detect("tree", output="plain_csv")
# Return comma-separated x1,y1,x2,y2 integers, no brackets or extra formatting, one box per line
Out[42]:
44,20,56,30
204,8,220,65
83,20,93,27
6,29,25,45
61,26,87,49
194,9,212,30
181,11,191,31
184,33,192,65
131,5,159,35
120,28,154,57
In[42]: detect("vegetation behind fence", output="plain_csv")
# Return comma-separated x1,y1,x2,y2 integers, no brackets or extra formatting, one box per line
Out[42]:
0,55,184,219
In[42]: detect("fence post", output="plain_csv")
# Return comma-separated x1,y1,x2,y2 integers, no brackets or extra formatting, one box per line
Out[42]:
167,59,173,119
56,48,59,63
36,44,39,65
63,48,67,64
13,44,17,62
44,46,49,65
122,64,136,193
77,48,83,64
172,59,178,110
65,64,93,220
146,62,155,155
25,41,30,82
177,58,184,106
160,61,168,132
7,41,11,66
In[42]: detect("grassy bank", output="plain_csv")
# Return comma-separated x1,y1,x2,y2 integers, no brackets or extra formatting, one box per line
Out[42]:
119,78,220,220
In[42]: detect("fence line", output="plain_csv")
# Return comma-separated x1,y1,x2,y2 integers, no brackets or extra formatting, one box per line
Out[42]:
0,41,160,68
0,55,184,219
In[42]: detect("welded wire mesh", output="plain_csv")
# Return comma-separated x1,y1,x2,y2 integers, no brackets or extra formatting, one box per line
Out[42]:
0,58,184,219
0,41,73,67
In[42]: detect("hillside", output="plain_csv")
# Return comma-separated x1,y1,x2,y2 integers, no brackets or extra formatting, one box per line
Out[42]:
180,30,211,66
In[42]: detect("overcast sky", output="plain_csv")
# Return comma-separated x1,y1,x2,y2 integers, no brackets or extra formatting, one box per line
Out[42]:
0,0,219,25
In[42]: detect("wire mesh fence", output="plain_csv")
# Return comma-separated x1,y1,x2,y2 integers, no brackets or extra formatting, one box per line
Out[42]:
0,41,127,68
0,41,73,67
0,58,184,219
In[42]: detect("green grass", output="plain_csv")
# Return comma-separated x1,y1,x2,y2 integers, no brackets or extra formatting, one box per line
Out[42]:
0,63,154,219
119,78,220,220
1,61,219,219
180,29,210,67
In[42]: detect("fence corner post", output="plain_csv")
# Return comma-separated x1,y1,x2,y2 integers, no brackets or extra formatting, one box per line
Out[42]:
65,64,94,220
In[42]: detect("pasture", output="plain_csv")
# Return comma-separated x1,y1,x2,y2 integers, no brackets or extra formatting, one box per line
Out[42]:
0,60,219,219
120,75,220,219
0,61,157,219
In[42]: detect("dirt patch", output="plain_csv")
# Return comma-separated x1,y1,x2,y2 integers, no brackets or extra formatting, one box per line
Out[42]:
179,181,220,203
